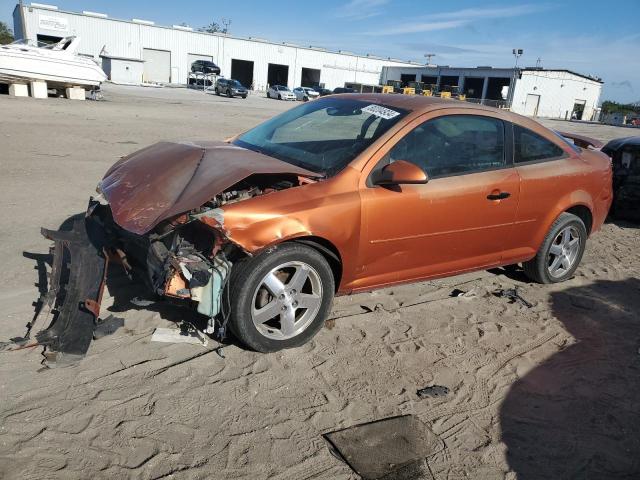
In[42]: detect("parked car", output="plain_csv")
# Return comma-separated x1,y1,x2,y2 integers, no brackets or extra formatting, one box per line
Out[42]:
333,87,355,94
267,85,296,100
190,60,221,75
602,136,640,222
37,95,613,362
313,87,332,96
215,78,248,98
293,87,320,101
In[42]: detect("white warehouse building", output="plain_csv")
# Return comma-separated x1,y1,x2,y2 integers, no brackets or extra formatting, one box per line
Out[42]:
381,65,604,120
12,3,419,91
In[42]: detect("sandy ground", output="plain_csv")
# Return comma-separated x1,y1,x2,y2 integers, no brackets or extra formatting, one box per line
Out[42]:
0,85,639,479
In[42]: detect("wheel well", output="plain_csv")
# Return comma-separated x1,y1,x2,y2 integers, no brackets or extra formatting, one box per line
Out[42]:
292,236,343,292
566,205,593,234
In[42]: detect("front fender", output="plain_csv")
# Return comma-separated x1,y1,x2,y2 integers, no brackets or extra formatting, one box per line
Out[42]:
199,172,362,291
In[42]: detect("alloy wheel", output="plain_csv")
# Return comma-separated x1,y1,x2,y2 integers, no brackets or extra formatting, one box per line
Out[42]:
251,261,323,340
547,225,581,278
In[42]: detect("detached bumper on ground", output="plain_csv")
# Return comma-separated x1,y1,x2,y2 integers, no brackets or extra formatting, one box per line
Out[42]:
32,215,108,366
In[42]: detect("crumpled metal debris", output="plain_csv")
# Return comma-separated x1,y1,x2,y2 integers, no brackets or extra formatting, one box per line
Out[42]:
151,323,208,346
493,287,533,308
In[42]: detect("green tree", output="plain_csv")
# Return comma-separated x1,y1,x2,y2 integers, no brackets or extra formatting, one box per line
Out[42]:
199,22,222,33
601,100,640,115
0,21,13,45
198,19,230,34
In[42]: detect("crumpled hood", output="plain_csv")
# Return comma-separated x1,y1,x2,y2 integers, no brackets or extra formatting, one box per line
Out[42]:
99,140,317,235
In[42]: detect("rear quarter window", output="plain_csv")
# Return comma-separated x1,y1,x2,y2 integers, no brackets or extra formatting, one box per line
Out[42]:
514,125,566,163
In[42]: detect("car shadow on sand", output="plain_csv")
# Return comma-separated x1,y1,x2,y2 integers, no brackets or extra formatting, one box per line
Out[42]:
500,277,640,478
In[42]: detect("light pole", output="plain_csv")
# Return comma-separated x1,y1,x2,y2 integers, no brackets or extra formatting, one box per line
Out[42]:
512,48,523,68
424,53,435,66
221,18,231,34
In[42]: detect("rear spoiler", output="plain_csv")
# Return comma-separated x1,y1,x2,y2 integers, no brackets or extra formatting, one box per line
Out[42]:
557,131,604,150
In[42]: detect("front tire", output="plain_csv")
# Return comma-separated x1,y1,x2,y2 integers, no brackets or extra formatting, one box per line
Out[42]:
215,87,220,96
278,94,282,100
227,89,232,98
523,212,587,283
267,91,271,98
229,243,335,352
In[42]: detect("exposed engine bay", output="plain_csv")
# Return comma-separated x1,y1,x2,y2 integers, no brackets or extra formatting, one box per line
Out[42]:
29,173,311,366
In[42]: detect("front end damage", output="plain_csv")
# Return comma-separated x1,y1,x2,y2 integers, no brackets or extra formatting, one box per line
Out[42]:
30,171,312,365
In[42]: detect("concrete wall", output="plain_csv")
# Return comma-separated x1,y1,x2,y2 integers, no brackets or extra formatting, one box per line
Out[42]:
15,4,417,89
511,70,602,120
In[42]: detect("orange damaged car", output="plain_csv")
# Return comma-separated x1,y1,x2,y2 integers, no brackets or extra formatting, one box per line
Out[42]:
36,95,613,363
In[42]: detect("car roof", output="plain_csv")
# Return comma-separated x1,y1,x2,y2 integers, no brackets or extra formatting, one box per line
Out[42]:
338,93,550,130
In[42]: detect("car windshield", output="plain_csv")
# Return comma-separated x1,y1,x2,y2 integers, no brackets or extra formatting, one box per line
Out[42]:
278,86,290,91
233,97,409,176
231,80,243,88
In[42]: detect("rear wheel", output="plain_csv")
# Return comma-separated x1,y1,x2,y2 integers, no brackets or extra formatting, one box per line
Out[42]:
229,243,335,352
215,87,220,96
267,91,270,98
278,94,282,100
523,212,587,283
227,89,232,97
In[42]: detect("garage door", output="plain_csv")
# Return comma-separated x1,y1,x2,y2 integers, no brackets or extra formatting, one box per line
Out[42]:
143,48,171,83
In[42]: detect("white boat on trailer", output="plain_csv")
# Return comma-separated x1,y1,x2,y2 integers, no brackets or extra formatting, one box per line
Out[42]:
0,36,106,90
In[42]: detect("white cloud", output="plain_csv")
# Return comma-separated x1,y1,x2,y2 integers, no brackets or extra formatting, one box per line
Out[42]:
364,3,555,36
366,20,466,36
336,0,390,19
427,4,555,21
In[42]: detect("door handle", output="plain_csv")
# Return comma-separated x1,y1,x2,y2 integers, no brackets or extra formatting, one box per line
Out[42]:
487,191,511,200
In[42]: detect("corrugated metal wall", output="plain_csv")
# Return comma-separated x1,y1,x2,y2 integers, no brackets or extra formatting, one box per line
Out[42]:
17,5,416,88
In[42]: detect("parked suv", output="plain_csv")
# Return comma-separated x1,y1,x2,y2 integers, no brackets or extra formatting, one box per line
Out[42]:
190,60,221,75
215,78,248,98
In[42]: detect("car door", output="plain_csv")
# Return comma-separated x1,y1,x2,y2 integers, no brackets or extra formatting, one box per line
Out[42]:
357,113,520,289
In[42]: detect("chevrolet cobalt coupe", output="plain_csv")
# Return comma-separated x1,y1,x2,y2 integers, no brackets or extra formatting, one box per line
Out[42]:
37,95,612,363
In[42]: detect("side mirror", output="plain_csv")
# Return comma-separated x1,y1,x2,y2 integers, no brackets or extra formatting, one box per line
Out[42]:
372,160,429,186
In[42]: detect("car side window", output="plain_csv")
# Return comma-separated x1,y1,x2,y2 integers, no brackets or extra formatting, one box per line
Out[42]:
387,115,506,178
513,125,565,163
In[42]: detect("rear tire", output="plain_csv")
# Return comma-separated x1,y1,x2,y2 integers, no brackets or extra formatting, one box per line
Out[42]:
215,87,220,96
229,243,335,352
523,212,587,284
227,89,232,98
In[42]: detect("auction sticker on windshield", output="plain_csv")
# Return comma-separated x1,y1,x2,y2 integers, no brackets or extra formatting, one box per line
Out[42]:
361,104,401,120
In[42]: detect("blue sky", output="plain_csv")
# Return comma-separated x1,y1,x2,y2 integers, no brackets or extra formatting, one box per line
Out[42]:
2,0,638,102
